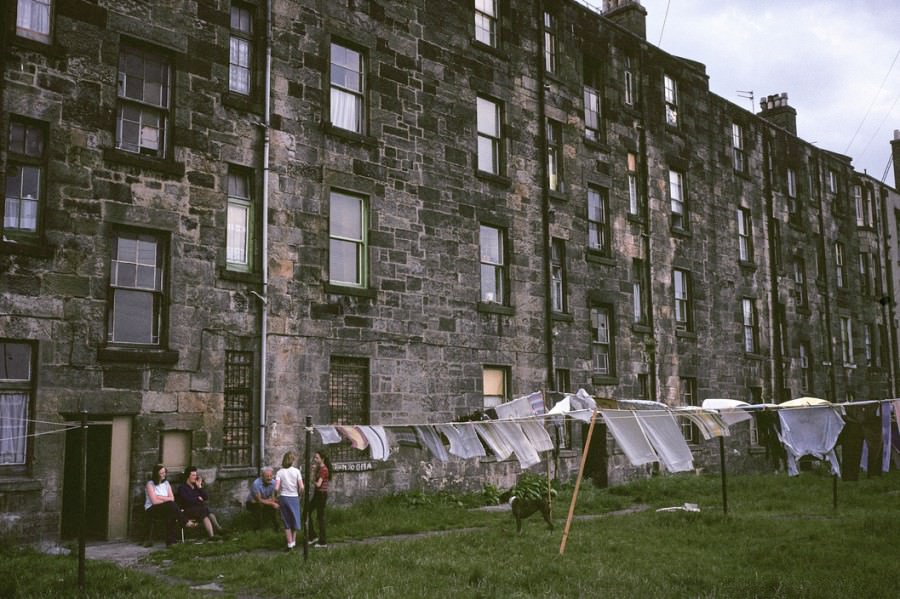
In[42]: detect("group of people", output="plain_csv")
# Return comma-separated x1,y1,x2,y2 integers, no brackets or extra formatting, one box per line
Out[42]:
145,449,331,550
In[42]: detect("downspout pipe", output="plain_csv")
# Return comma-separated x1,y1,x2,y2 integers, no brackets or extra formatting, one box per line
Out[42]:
258,0,272,467
536,0,555,390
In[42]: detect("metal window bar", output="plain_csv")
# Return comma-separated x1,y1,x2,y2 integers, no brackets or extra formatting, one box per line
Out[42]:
329,357,370,462
223,351,253,466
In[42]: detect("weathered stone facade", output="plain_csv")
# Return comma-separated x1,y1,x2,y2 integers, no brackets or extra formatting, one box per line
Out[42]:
1,0,896,543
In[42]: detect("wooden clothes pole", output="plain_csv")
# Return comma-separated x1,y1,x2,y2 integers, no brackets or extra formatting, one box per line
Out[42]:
559,408,598,556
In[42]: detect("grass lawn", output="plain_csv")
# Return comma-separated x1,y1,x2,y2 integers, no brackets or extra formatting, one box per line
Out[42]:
3,469,899,598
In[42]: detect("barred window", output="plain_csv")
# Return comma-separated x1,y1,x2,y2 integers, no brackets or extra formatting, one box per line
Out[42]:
329,356,369,462
223,351,253,467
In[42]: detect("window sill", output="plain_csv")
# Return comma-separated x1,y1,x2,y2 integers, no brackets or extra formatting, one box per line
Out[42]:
591,375,619,386
675,330,697,341
8,36,66,58
733,168,751,180
0,477,42,492
222,91,263,114
671,226,691,239
584,137,609,152
477,302,514,316
103,148,185,178
548,189,568,202
219,267,262,284
626,213,645,226
98,346,180,365
0,238,54,258
475,170,511,187
586,251,615,266
551,311,573,323
322,123,378,147
738,259,756,271
470,39,506,59
743,352,765,361
631,323,652,334
843,363,857,370
324,282,377,299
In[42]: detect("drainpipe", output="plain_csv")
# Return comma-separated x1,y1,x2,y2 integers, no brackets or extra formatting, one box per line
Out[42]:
878,186,897,396
762,132,783,403
536,0,555,390
257,0,272,467
636,46,656,401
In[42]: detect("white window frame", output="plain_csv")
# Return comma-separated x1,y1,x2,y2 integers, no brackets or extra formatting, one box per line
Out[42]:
479,224,506,304
669,169,686,229
543,11,556,74
840,316,854,365
854,185,864,226
742,298,758,354
834,242,845,288
674,269,691,332
732,123,745,172
474,0,498,47
16,0,51,43
737,208,752,262
627,152,639,216
4,118,45,236
329,190,368,288
226,169,253,271
583,85,601,142
108,231,165,345
623,56,634,106
330,42,365,134
550,238,566,313
591,306,613,375
587,186,609,255
116,44,171,158
664,75,678,126
476,96,501,174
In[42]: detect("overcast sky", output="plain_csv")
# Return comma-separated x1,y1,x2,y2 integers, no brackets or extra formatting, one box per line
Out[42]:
629,1,900,186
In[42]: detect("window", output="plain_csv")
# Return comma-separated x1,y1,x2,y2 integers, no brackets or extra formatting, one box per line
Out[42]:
859,252,871,296
483,365,509,408
748,387,762,446
827,170,837,194
329,190,368,288
474,0,498,47
107,231,165,345
873,254,882,296
116,44,171,157
226,168,254,271
638,373,649,400
680,377,700,444
865,187,876,228
834,242,845,288
229,4,253,95
623,55,635,106
16,0,51,43
480,224,507,304
737,208,752,262
330,42,365,134
632,258,648,325
732,123,745,172
786,168,797,215
3,118,46,238
840,316,853,365
664,75,678,126
550,238,567,313
590,305,614,375
554,368,570,394
864,323,873,367
329,356,369,461
223,351,253,467
627,152,640,217
543,12,557,74
669,169,686,230
161,431,191,475
794,257,807,308
0,341,34,469
742,298,759,354
587,186,610,255
476,96,501,175
854,185,864,226
673,269,692,332
546,119,563,192
799,342,811,392
583,60,602,142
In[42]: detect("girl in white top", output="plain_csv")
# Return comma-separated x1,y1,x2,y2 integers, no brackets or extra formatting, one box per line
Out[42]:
275,451,304,550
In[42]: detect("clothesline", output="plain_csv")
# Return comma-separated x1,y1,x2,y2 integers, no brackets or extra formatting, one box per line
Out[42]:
0,424,81,444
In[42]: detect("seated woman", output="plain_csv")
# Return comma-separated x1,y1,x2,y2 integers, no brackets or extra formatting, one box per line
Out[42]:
176,466,225,540
145,463,195,546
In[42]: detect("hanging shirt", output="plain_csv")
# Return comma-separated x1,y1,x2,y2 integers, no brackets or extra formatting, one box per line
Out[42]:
414,425,449,462
777,405,844,476
358,425,390,461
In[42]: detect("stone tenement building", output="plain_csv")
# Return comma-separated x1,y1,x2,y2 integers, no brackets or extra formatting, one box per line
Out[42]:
1,0,898,543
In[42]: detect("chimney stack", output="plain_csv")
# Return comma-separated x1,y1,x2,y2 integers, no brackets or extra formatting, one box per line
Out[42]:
602,0,647,40
892,130,900,190
758,92,797,136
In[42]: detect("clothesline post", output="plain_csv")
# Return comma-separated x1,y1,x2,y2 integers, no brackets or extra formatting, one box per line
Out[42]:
832,474,837,510
559,408,598,556
718,436,728,516
78,410,87,593
303,415,311,561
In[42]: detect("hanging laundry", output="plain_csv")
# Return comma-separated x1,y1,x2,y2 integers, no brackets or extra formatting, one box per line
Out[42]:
473,422,514,461
436,424,486,459
357,425,390,461
389,426,421,449
701,398,754,427
633,411,694,472
413,425,449,463
336,425,368,450
315,426,342,445
777,405,844,476
674,407,730,440
520,420,554,452
600,410,658,467
527,391,547,415
494,394,536,420
493,421,540,468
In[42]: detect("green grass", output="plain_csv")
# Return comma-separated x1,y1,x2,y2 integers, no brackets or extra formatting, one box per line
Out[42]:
5,470,899,598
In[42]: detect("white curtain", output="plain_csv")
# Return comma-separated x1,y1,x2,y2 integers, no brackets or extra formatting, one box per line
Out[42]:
330,89,358,131
0,393,27,465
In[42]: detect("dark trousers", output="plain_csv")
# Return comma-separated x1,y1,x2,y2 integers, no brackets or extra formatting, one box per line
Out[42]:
307,491,327,543
147,501,183,545
248,501,281,532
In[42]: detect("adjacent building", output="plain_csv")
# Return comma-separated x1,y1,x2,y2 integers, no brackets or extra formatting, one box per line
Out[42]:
1,0,897,543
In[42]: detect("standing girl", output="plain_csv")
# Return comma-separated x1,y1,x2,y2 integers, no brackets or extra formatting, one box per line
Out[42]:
275,451,304,551
307,450,331,547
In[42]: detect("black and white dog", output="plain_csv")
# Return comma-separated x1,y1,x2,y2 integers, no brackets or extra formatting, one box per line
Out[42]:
500,489,555,533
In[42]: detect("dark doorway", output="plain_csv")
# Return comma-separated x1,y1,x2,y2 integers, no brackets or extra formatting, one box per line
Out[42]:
61,423,112,540
582,421,608,487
